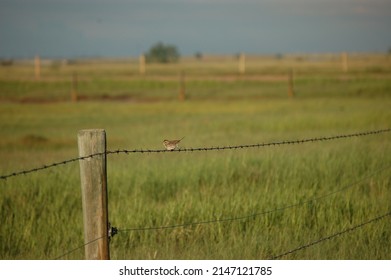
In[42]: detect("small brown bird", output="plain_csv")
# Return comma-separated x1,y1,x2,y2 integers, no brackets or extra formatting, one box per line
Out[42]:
163,137,185,151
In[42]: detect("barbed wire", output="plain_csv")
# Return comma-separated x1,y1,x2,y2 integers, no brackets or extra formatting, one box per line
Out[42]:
54,164,390,259
270,211,391,260
1,128,390,180
107,128,391,154
55,210,391,260
0,157,82,181
54,235,108,260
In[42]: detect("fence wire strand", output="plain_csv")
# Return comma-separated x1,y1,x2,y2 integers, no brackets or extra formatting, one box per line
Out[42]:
1,128,390,180
55,210,391,260
54,235,108,260
270,211,391,260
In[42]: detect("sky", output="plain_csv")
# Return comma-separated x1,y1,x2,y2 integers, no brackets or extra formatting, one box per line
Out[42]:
1,0,391,58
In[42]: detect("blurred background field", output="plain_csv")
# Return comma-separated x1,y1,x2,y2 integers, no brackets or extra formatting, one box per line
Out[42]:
1,53,390,102
0,54,390,259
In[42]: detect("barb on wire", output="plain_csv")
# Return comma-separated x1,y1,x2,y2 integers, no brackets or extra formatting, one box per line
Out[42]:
270,211,391,260
117,164,390,233
1,128,390,180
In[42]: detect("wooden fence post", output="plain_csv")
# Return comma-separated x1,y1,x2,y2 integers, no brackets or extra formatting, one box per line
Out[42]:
179,70,186,101
78,129,110,260
239,53,246,74
34,55,41,80
341,52,348,72
139,54,146,74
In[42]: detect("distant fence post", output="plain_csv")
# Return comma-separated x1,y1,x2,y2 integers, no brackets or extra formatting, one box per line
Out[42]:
341,52,348,72
34,55,41,80
288,69,295,98
239,53,246,74
71,72,78,102
77,129,110,260
139,54,146,74
178,70,186,101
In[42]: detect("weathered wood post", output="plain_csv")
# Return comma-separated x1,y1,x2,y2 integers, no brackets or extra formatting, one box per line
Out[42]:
179,70,186,101
34,55,41,80
71,72,78,102
78,129,110,260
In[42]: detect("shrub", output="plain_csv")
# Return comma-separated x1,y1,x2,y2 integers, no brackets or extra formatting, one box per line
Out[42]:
145,42,180,63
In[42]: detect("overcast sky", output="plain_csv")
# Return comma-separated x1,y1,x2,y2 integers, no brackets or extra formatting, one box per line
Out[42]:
1,0,390,58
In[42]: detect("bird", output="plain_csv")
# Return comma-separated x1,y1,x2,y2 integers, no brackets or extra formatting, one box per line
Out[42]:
163,137,185,151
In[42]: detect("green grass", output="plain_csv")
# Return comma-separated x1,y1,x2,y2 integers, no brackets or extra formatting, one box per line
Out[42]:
0,54,390,259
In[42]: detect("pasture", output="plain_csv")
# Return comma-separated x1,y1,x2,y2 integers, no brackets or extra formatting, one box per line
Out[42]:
0,54,390,259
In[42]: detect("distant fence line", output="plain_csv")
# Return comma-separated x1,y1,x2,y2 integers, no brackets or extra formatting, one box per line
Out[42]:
1,128,390,180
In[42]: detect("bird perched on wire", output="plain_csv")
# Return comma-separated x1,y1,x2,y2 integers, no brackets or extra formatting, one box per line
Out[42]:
163,137,185,151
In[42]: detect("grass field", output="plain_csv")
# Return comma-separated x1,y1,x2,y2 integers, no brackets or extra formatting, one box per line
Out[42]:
0,54,390,259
